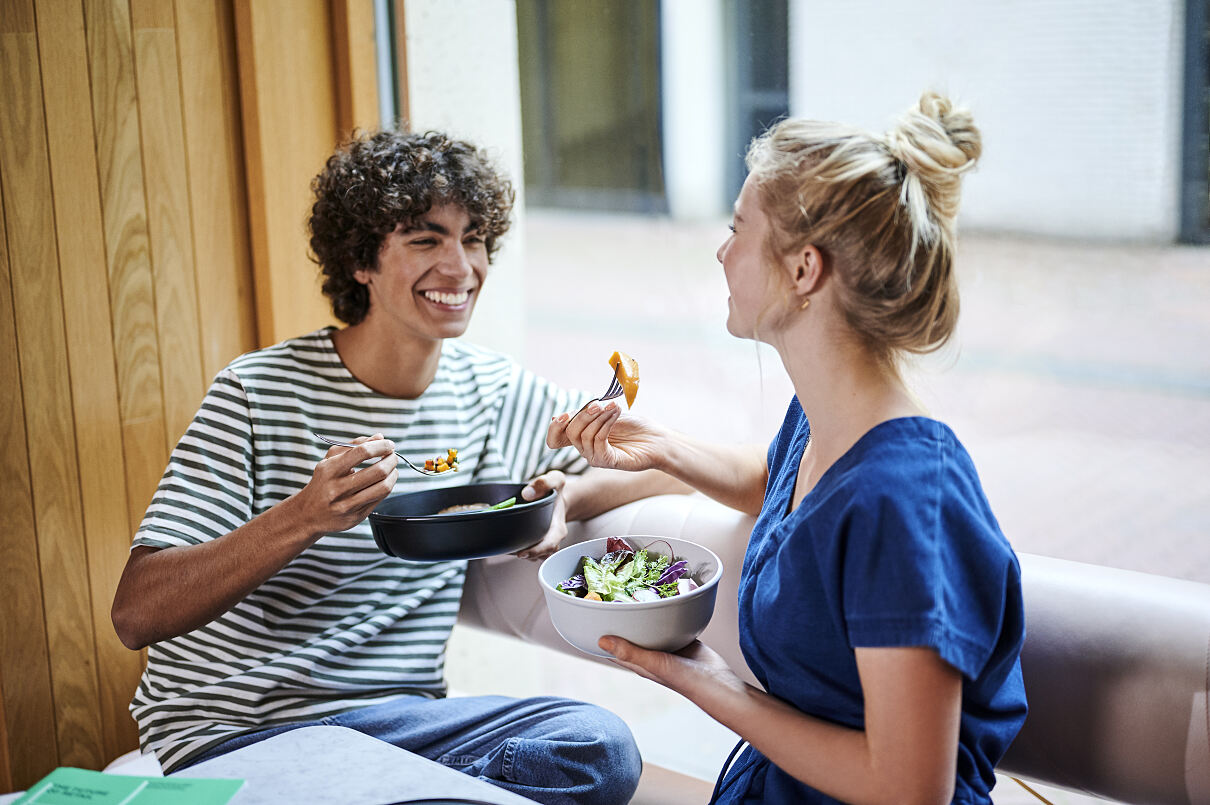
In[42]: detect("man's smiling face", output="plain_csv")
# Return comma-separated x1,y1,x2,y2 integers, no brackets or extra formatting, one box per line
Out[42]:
354,203,489,343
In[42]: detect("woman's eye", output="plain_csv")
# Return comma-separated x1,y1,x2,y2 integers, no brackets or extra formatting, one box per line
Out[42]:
727,223,737,234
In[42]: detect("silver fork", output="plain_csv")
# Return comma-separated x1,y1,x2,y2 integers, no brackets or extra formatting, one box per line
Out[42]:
568,361,624,423
313,433,449,476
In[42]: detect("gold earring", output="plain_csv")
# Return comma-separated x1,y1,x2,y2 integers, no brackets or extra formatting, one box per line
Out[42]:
799,296,811,310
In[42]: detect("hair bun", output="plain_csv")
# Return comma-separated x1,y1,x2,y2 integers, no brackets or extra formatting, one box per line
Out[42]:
887,91,981,172
884,91,982,240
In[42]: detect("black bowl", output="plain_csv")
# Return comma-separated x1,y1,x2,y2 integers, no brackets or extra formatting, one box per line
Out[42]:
368,482,557,561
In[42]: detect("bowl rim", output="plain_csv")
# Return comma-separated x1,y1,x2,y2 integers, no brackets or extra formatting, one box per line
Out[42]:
370,485,557,523
539,534,723,611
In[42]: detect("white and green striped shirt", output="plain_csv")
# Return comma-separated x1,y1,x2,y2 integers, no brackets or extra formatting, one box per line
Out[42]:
130,328,588,772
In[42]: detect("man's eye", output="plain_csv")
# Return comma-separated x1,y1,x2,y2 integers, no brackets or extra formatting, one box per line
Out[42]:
410,238,437,247
464,235,486,245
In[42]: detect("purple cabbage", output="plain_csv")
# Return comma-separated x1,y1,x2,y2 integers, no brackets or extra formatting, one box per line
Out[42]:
655,560,688,586
557,573,585,593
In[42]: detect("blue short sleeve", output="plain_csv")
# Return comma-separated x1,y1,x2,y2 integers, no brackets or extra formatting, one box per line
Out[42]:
837,429,1023,683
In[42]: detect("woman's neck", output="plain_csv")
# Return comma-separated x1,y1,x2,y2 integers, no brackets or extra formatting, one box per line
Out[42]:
330,319,443,399
779,334,922,500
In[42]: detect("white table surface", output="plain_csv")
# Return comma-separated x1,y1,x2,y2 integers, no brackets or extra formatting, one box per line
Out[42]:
179,726,537,805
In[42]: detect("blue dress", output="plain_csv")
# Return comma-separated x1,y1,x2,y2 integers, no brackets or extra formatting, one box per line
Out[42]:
715,399,1027,804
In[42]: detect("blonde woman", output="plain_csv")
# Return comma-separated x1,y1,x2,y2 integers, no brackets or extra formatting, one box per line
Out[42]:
547,93,1027,804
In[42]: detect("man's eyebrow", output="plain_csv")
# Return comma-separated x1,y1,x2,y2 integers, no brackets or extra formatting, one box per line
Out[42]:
400,220,484,236
403,220,450,235
404,217,447,233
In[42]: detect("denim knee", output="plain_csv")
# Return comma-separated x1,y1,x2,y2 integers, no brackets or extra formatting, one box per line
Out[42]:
578,709,642,805
487,704,641,805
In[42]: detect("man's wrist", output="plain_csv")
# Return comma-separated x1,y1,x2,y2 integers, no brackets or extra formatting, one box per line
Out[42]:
558,474,582,522
274,493,324,545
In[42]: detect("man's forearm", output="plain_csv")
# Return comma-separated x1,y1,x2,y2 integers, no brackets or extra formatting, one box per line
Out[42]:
111,495,319,650
561,467,691,523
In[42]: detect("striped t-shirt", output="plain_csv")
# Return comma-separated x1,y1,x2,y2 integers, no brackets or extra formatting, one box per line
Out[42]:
129,328,588,772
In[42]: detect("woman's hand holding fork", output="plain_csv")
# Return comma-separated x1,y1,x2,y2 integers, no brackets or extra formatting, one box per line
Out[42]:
546,401,666,473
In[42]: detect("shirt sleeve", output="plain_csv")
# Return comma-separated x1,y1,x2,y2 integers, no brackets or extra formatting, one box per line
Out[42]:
133,369,256,550
495,363,591,481
838,451,1020,681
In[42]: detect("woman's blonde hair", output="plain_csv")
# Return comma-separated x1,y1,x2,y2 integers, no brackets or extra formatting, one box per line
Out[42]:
745,91,981,367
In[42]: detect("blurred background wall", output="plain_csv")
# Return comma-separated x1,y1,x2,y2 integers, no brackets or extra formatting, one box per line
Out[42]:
519,0,1208,243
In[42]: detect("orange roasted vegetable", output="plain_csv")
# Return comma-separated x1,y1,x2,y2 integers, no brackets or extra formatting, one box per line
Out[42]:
426,449,460,473
608,350,639,408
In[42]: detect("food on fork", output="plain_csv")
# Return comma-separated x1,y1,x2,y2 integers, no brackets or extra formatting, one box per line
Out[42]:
608,350,639,408
424,448,460,473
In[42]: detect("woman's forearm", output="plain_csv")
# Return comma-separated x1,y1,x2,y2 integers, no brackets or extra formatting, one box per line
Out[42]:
654,643,960,805
684,677,952,805
651,435,767,516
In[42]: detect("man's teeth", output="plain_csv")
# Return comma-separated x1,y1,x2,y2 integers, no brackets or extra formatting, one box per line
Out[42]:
423,290,469,305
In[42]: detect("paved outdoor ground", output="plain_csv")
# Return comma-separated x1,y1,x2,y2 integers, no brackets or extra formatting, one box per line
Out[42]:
448,210,1210,804
521,212,1210,585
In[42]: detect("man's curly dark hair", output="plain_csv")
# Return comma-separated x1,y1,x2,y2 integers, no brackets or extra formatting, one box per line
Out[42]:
308,130,515,325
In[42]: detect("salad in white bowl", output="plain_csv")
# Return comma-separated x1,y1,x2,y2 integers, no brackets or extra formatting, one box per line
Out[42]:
539,535,722,657
554,537,701,603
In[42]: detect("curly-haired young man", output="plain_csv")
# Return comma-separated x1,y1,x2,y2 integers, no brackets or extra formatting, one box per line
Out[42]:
111,130,684,805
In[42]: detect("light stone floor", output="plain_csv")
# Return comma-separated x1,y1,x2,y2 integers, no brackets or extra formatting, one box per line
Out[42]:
447,210,1210,804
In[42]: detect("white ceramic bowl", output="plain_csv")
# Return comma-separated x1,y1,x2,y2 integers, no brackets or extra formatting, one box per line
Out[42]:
538,535,723,657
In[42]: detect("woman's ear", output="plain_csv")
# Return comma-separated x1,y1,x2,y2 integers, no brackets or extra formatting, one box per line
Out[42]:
786,244,826,297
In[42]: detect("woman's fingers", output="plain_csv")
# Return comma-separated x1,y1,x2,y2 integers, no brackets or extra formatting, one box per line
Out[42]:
566,402,620,465
546,414,571,449
598,636,667,684
587,404,621,459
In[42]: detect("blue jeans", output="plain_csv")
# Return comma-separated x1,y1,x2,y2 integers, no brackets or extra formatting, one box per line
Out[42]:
177,694,642,805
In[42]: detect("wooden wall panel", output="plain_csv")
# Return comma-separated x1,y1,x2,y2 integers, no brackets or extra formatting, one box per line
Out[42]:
234,0,339,346
0,673,10,795
174,0,257,380
131,10,206,443
0,0,106,774
36,0,143,765
0,17,60,786
0,0,372,789
83,0,171,529
332,0,382,138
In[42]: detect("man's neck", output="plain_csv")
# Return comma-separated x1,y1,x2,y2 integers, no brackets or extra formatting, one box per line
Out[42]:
330,320,443,399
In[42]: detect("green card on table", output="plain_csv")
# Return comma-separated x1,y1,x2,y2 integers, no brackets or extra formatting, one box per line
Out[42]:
14,767,243,804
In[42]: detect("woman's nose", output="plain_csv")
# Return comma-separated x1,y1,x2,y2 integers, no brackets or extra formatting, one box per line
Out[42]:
716,238,729,263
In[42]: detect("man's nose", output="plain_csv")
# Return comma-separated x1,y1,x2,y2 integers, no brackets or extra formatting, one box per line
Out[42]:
437,241,475,276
